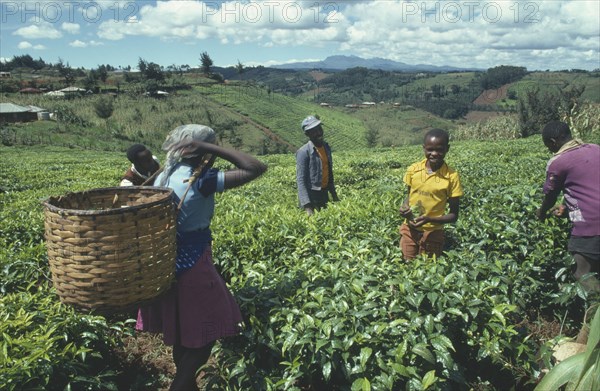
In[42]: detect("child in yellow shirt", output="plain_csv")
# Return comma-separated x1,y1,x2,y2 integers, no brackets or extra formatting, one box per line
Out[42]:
399,129,463,260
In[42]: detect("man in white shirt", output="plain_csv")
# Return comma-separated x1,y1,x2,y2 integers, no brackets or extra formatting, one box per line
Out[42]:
120,144,160,186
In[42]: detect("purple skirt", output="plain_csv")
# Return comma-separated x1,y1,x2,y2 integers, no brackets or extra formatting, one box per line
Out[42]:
136,246,242,348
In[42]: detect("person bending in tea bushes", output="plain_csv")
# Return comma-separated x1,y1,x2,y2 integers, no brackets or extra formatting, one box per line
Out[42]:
536,120,600,294
399,128,463,260
296,115,340,215
120,143,161,186
136,124,267,391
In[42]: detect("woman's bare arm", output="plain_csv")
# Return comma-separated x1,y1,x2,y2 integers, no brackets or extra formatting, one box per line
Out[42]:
177,141,267,189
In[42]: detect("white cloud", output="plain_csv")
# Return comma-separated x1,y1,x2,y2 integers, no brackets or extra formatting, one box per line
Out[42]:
69,39,104,48
332,0,600,69
553,1,599,37
5,0,593,70
17,41,45,50
94,0,600,70
96,0,350,44
13,21,62,39
62,22,80,34
69,40,87,47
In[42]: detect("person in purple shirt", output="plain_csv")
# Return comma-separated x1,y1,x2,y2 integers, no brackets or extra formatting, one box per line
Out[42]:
536,121,600,294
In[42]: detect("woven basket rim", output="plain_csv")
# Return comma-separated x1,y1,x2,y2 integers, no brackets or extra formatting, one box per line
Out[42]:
42,186,174,216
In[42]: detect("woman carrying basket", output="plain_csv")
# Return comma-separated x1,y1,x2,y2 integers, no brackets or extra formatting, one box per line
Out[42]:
136,124,267,391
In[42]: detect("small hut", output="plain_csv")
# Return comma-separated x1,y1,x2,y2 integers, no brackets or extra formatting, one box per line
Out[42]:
45,91,66,98
59,86,86,93
0,103,38,124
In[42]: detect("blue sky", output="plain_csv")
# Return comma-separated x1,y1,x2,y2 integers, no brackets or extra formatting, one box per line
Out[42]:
1,0,599,71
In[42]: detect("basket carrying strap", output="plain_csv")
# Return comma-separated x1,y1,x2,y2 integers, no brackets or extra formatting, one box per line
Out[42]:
141,167,163,186
176,154,216,212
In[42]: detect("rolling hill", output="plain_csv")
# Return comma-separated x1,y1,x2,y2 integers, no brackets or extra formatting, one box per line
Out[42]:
272,54,483,72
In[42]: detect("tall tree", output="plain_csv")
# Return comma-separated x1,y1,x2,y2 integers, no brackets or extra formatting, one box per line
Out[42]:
236,60,244,81
137,57,147,75
56,58,76,86
137,58,164,83
83,70,98,91
96,65,109,84
480,65,527,90
200,51,213,75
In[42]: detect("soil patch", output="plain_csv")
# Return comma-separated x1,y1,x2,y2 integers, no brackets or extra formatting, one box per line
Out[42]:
309,70,330,82
473,84,511,105
238,113,296,151
115,333,174,390
116,333,216,390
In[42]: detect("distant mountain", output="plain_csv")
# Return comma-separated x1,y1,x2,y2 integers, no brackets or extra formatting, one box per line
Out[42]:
272,55,482,72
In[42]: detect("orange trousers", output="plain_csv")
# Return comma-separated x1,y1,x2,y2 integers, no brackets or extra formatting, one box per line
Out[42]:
399,224,445,260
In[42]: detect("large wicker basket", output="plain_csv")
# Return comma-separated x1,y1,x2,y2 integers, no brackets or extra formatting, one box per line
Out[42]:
42,186,177,313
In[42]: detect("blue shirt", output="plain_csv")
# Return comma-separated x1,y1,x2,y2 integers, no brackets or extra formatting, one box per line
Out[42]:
156,164,225,232
156,164,225,275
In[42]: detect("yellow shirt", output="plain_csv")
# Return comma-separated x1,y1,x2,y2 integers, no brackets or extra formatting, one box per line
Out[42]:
316,146,329,188
403,159,463,231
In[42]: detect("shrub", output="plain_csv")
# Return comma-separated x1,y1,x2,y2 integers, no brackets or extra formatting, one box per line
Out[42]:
517,86,584,137
0,288,134,391
561,102,600,143
452,115,520,141
0,140,589,390
93,96,114,121
52,104,90,127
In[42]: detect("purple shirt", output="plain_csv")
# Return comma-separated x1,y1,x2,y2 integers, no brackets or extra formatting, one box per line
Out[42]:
543,143,600,237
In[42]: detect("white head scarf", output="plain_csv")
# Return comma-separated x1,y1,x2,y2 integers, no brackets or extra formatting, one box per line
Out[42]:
159,124,216,187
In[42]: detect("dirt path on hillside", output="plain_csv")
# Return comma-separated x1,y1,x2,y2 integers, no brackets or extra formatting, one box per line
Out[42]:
207,88,296,151
473,83,511,105
236,112,297,151
309,70,329,82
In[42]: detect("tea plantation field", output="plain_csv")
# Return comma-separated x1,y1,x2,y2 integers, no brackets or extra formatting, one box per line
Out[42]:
0,137,595,390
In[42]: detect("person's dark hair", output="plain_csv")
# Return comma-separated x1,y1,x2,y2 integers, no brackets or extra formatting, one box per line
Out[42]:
424,128,449,145
542,121,572,142
126,144,148,163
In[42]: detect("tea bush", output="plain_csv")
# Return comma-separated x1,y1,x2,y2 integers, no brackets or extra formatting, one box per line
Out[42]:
0,137,595,390
0,287,134,391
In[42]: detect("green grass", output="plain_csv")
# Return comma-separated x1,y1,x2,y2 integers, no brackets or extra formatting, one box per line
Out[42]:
509,72,600,103
339,105,457,146
401,72,478,90
200,83,368,150
2,91,287,153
